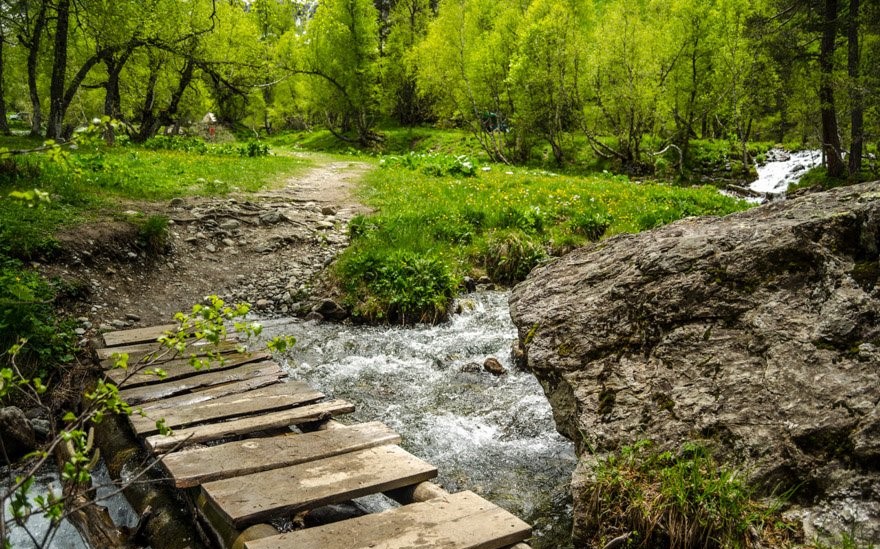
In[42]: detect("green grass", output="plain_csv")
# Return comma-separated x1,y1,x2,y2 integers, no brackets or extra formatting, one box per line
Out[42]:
0,135,307,371
0,137,308,258
583,440,797,549
336,158,751,323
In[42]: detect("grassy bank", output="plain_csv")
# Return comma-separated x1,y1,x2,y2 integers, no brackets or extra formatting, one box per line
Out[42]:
0,136,307,368
335,153,750,323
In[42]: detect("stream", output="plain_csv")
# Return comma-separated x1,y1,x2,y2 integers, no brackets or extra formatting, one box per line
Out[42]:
749,149,822,196
261,290,577,548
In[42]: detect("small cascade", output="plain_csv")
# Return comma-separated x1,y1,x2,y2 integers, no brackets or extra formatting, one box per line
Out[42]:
750,149,822,196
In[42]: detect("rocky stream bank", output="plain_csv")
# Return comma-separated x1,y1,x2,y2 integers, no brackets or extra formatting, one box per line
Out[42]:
510,182,880,545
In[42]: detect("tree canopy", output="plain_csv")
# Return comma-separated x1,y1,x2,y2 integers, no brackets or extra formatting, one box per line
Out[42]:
0,0,877,177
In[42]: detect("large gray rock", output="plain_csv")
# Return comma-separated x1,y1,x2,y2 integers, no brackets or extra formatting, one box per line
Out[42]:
510,183,880,544
0,406,37,463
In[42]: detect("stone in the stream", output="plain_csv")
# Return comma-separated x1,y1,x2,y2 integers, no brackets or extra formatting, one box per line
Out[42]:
312,298,348,321
510,182,880,545
483,357,506,376
0,407,36,463
461,362,482,373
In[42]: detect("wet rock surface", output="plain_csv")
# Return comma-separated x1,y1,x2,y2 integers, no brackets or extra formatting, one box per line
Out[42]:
0,406,37,463
510,182,880,544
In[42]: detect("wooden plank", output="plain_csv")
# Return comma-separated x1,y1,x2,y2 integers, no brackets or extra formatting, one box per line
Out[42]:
244,491,531,549
145,399,355,453
96,340,241,364
137,375,283,412
106,352,271,388
130,381,323,435
119,361,284,405
163,422,400,488
203,445,438,529
102,324,177,348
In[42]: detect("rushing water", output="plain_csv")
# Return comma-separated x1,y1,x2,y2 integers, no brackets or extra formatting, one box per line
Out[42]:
260,290,577,548
1,463,136,549
750,149,822,195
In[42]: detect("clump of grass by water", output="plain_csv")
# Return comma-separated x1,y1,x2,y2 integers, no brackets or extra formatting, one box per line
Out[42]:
336,163,750,323
584,440,797,549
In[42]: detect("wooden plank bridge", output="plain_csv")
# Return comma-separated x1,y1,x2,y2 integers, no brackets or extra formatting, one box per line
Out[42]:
94,324,533,549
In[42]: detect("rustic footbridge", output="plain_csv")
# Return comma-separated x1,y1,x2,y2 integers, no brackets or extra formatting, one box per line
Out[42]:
94,324,533,549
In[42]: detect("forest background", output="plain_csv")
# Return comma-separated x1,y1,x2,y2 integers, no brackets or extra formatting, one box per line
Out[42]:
0,0,876,179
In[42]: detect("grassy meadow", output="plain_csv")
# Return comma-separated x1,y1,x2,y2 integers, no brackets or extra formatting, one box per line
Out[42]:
334,151,750,323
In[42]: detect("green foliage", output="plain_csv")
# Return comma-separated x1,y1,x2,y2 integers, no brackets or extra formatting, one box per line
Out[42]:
0,259,75,367
135,215,170,254
336,249,457,324
478,230,547,284
379,152,478,177
586,440,796,549
336,161,749,320
143,136,271,158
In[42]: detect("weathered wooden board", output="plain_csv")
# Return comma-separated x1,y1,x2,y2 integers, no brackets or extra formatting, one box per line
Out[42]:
130,381,322,435
137,375,284,413
102,324,178,348
163,422,400,488
243,491,531,549
97,340,242,364
146,399,355,453
105,352,271,388
119,361,284,405
204,444,438,528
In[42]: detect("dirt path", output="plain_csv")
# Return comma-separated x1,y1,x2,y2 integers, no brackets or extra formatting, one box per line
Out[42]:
47,156,373,334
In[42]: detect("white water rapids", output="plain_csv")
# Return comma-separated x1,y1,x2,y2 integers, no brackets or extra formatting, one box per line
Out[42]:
749,149,822,195
262,290,577,548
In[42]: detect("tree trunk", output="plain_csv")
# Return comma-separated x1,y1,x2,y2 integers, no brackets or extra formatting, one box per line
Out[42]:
47,0,71,140
0,37,11,135
102,49,133,144
819,0,845,178
847,0,863,180
26,1,48,137
134,59,194,143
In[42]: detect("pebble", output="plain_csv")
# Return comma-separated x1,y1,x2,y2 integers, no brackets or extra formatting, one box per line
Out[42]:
110,320,126,329
219,219,240,230
321,206,337,216
222,238,235,247
206,244,217,253
125,313,141,322
74,328,86,336
126,252,138,259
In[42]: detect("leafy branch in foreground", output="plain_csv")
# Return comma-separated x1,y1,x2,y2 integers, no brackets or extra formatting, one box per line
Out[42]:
1,295,295,548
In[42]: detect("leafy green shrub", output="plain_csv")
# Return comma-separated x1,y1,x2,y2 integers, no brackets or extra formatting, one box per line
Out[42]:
142,136,270,157
380,152,478,177
348,214,382,240
136,215,170,254
337,250,457,324
569,209,613,241
0,259,74,366
494,206,546,234
478,230,547,283
584,440,795,549
238,141,270,157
